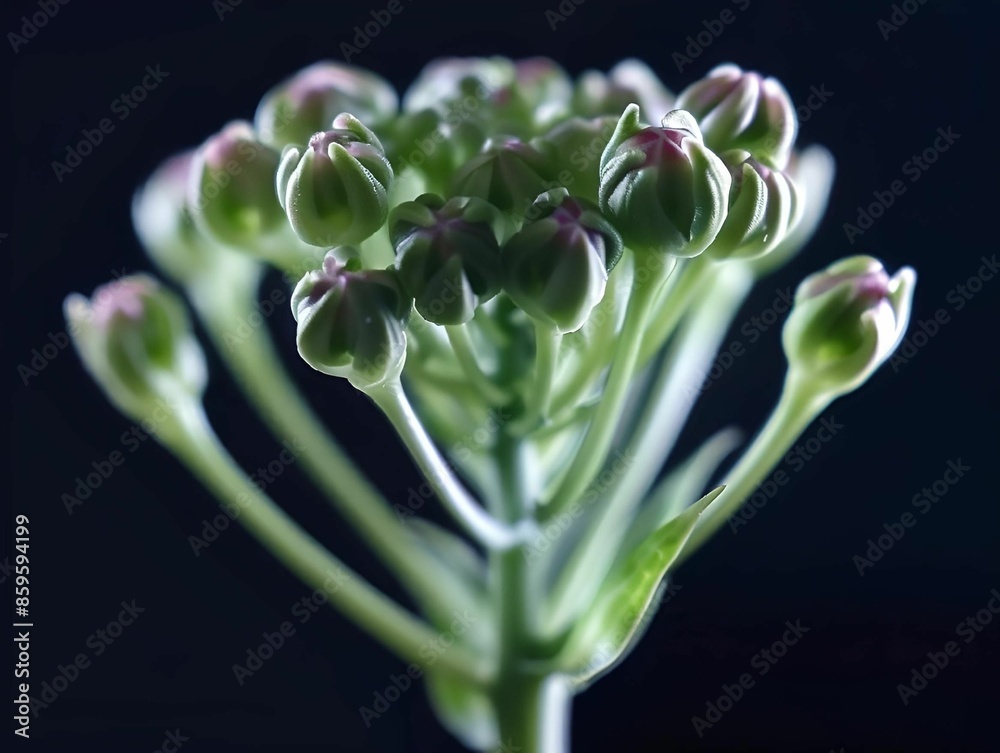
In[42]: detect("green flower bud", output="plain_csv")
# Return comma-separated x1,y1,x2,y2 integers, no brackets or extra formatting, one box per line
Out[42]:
599,106,731,257
746,144,835,277
572,70,639,118
276,113,394,247
291,251,412,390
606,59,675,121
502,189,623,334
572,60,674,122
675,64,796,169
704,149,803,260
403,57,515,116
132,151,217,286
188,121,287,253
254,61,398,149
390,194,505,325
499,57,574,133
64,275,206,420
534,115,618,203
384,108,487,191
452,137,557,215
782,256,916,394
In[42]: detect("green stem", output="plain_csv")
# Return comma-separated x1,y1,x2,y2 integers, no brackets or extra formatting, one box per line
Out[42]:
492,434,572,753
548,273,623,418
166,399,491,687
190,280,465,619
494,673,572,753
637,255,714,367
514,322,561,434
542,255,675,520
369,381,529,550
543,268,752,632
446,323,509,405
679,373,830,561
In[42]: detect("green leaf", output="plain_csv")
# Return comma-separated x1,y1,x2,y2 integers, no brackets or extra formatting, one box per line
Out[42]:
621,427,741,556
425,670,498,752
556,486,725,687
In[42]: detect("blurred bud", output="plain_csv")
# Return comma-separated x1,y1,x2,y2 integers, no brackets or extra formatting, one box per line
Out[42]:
747,145,835,277
291,251,412,390
705,150,803,260
452,137,557,215
534,115,618,203
572,59,675,124
599,106,731,257
403,57,515,116
606,59,675,122
64,275,206,420
276,113,394,247
675,64,796,169
255,61,398,148
572,70,640,119
384,108,487,190
499,57,574,132
390,194,505,325
502,189,623,334
783,256,916,393
188,121,287,253
132,151,218,286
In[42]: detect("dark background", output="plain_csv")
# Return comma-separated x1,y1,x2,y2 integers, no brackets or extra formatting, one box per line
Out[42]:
6,0,998,750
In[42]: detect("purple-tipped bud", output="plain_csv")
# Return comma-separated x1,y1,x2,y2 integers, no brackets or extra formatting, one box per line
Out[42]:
452,137,557,215
599,107,731,257
675,64,796,169
783,256,916,394
390,194,505,325
291,251,412,389
132,151,218,285
502,189,623,333
64,275,206,419
255,61,398,148
704,150,803,260
188,122,286,253
276,113,393,247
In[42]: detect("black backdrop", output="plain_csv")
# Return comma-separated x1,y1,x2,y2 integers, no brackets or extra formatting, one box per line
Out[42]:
7,0,999,750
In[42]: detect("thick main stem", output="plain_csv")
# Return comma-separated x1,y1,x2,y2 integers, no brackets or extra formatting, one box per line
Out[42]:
492,434,572,753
